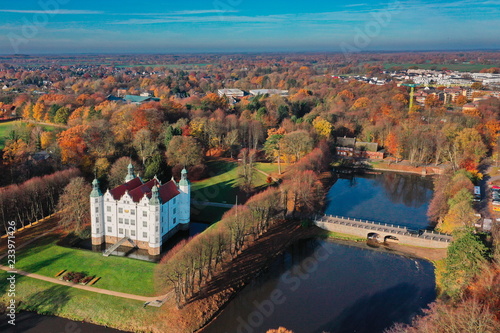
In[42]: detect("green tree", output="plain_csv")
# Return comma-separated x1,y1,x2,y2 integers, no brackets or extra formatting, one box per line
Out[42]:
54,107,71,124
441,229,489,298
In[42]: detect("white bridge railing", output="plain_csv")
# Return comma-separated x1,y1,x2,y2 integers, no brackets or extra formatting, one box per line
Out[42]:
315,214,452,243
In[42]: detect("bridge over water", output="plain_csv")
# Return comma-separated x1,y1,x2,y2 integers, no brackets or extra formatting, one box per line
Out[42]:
315,215,452,248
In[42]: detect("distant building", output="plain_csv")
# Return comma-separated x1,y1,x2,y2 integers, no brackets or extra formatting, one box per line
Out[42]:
249,89,289,97
123,95,160,104
218,88,244,98
462,103,478,113
336,137,384,159
90,164,191,256
106,94,160,104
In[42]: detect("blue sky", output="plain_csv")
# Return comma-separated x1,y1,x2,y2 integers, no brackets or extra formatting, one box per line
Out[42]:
0,0,499,54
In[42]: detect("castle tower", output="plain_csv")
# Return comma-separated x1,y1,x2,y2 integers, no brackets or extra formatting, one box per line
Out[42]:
90,178,105,246
124,162,136,183
148,185,161,256
178,168,191,229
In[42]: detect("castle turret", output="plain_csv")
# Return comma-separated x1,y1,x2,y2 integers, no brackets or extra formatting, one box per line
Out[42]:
90,178,105,247
148,185,161,255
178,168,191,228
124,162,136,183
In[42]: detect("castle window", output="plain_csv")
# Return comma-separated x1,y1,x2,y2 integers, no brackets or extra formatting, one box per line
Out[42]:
107,206,111,212
143,232,147,238
161,227,164,233
107,226,111,233
173,218,176,224
118,208,123,214
96,227,99,233
131,219,135,226
143,221,147,227
173,208,176,215
95,206,99,213
143,211,147,217
125,219,129,225
131,230,136,237
119,228,123,235
131,209,135,215
155,226,159,232
173,198,176,204
95,216,99,223
106,216,111,222
156,207,159,212
119,218,123,224
156,216,159,222
95,198,98,203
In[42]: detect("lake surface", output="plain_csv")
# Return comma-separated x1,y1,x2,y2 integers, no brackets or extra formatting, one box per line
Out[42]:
0,311,126,333
325,172,434,230
202,172,436,333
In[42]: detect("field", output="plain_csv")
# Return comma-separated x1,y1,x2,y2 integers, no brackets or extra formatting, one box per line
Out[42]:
0,271,160,331
1,236,156,296
191,160,289,222
0,120,58,149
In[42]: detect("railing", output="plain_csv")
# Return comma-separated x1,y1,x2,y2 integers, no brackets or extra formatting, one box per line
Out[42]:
315,214,452,243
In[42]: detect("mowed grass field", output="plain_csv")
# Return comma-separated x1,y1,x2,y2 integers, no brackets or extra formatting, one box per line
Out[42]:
1,235,156,296
0,120,58,149
191,160,289,222
0,271,160,331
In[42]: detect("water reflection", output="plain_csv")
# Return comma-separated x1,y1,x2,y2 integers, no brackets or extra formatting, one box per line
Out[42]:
325,172,433,229
202,239,435,333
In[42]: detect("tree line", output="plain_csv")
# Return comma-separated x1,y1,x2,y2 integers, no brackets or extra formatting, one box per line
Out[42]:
0,168,80,234
155,143,330,306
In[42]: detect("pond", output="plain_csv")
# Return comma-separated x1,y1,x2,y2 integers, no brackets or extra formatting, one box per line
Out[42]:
325,172,434,230
201,172,436,333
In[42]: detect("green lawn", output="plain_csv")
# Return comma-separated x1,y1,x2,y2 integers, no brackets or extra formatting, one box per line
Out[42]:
191,160,282,223
0,120,58,149
1,236,156,296
0,271,160,331
254,162,290,175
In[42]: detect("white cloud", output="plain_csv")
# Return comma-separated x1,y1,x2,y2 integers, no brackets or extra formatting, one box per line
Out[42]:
0,9,103,15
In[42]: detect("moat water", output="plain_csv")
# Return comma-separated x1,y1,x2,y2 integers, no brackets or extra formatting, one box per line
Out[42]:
9,172,436,333
201,172,436,333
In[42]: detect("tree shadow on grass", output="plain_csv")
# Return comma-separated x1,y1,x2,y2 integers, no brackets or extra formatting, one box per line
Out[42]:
0,284,72,333
22,284,71,315
18,252,71,276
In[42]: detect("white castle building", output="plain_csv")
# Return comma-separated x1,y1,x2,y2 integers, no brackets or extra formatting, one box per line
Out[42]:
90,163,190,256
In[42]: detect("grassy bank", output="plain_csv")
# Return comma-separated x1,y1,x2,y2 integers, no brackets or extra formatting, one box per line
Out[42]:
191,160,288,223
0,271,160,332
1,236,156,296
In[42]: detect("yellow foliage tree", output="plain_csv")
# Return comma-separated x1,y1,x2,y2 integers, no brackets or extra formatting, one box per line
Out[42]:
312,116,333,138
32,101,45,121
40,131,55,150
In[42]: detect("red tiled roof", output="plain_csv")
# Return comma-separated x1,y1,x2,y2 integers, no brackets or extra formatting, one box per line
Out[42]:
109,178,143,200
124,178,180,203
159,180,180,203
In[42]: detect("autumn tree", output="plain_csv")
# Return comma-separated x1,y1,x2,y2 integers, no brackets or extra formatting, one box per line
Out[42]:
280,130,314,163
108,157,142,188
166,136,203,167
57,177,91,236
312,116,333,138
57,125,90,164
238,148,255,192
385,131,403,162
133,128,158,166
